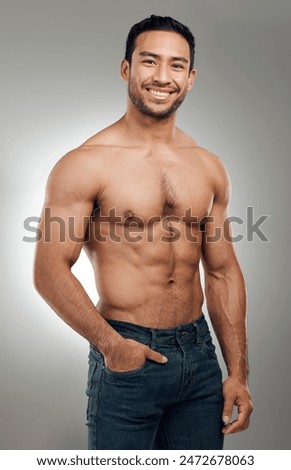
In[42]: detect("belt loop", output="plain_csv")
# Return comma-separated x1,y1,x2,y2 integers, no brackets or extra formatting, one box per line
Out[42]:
150,329,157,350
193,320,201,345
175,327,181,348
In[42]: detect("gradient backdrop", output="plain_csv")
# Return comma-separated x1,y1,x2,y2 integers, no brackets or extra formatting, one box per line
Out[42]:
1,0,290,450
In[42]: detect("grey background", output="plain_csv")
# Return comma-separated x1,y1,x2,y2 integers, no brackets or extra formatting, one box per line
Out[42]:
1,0,290,450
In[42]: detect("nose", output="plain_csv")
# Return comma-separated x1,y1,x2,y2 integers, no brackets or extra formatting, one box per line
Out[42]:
152,64,171,85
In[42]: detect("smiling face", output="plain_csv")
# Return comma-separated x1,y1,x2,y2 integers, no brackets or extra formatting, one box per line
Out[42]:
121,30,196,120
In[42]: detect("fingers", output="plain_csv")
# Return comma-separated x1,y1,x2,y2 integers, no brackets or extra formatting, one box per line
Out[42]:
222,400,253,435
145,347,168,364
222,398,234,427
125,339,168,364
222,377,253,435
222,407,250,435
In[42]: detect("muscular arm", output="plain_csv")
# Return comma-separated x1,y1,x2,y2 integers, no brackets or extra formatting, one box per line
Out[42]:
33,148,121,353
201,155,253,434
34,148,166,371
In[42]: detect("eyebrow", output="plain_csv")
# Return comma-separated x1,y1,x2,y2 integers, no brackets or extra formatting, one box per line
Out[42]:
139,51,189,64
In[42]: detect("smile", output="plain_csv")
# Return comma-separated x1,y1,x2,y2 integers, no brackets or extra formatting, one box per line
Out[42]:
146,88,172,100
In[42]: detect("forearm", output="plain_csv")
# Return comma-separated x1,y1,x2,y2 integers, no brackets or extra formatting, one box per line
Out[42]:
204,264,248,382
34,261,122,355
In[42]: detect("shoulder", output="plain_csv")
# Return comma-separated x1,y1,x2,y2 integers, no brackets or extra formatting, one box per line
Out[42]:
194,147,232,203
193,146,226,171
48,145,102,184
46,143,112,204
49,125,121,182
194,147,230,181
176,130,229,179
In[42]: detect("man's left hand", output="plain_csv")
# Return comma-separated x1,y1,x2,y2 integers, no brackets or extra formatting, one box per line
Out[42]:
222,376,253,435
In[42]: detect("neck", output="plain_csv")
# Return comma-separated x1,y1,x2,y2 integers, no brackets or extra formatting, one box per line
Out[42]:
122,99,177,145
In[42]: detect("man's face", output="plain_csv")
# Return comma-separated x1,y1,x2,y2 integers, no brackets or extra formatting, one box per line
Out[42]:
122,30,196,120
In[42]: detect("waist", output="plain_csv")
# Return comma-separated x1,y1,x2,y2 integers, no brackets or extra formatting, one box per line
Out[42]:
104,312,208,347
97,277,204,328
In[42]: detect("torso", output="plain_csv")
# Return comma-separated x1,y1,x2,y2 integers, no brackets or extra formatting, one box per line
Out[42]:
80,124,217,328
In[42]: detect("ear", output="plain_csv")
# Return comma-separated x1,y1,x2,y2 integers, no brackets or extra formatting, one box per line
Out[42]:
120,59,130,82
187,68,197,91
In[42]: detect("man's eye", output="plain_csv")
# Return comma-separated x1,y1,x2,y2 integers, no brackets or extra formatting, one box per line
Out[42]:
143,60,155,65
172,64,184,69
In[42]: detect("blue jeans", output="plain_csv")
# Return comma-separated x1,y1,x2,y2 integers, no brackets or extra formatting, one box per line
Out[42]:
86,313,224,450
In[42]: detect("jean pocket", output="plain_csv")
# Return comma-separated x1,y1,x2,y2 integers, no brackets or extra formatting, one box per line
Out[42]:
86,359,99,396
104,360,149,378
200,331,218,360
89,344,103,360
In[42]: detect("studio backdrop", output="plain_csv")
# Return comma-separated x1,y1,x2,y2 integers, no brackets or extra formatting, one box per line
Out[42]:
1,0,290,450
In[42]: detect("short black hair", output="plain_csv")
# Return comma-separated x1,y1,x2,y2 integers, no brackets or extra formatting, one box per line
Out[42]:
125,15,195,71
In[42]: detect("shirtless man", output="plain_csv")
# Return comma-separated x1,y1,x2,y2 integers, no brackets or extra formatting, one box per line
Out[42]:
34,15,253,450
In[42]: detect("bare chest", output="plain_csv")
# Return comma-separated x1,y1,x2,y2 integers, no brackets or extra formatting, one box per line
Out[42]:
97,156,214,224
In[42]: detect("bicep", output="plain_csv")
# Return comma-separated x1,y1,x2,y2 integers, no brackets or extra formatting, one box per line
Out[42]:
201,160,238,273
37,200,93,267
35,152,98,267
201,201,237,273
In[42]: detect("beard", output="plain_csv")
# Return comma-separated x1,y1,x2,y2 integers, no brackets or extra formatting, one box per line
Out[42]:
128,80,187,120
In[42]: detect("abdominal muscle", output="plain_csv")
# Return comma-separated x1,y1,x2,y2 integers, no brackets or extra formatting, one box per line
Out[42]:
85,226,205,328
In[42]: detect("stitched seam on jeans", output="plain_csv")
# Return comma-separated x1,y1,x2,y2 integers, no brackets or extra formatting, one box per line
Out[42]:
93,361,104,449
162,420,172,449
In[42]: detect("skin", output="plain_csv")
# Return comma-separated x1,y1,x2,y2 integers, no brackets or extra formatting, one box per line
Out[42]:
34,30,253,435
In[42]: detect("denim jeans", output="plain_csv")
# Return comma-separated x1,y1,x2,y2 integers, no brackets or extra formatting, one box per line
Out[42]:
86,313,224,450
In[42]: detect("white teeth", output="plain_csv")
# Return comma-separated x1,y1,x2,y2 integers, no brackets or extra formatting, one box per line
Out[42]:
149,89,170,98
